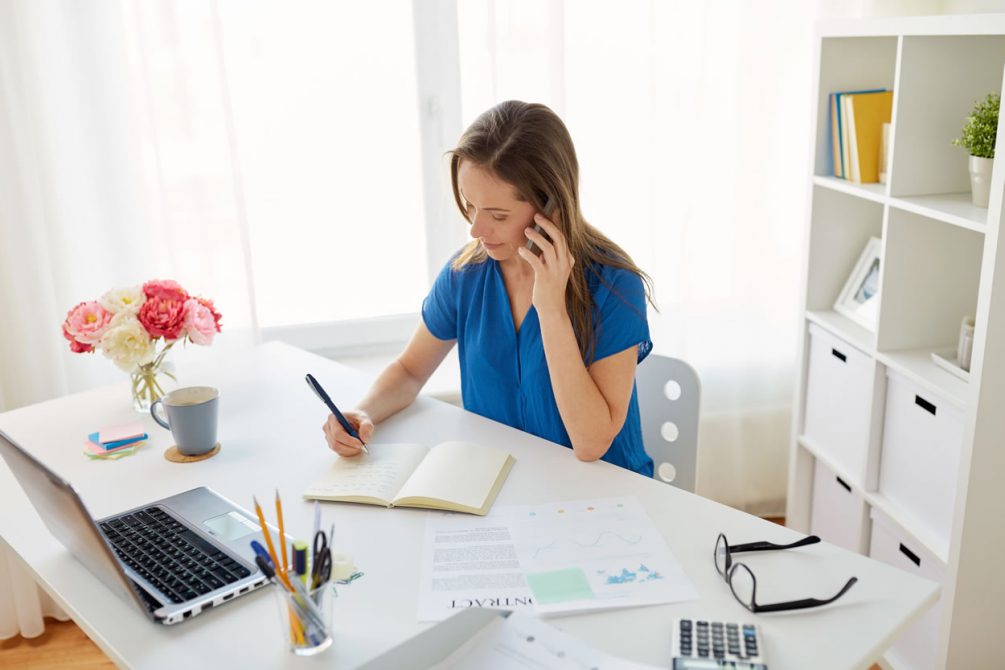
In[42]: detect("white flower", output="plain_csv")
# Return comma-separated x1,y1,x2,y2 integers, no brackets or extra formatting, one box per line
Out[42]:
100,314,156,371
100,286,146,315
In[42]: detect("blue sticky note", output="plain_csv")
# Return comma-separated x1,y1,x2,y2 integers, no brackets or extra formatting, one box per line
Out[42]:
88,432,148,450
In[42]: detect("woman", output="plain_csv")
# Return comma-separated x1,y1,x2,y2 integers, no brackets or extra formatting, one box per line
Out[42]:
323,100,655,475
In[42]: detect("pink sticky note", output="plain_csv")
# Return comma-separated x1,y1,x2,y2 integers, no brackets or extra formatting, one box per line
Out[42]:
98,422,145,444
84,440,105,455
84,439,142,456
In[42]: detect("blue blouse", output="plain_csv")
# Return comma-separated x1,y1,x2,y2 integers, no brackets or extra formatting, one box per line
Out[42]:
421,255,653,476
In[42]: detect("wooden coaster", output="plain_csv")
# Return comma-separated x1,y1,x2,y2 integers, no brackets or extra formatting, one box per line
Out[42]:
164,443,221,463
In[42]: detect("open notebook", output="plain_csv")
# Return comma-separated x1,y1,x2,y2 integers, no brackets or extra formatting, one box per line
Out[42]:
304,442,515,516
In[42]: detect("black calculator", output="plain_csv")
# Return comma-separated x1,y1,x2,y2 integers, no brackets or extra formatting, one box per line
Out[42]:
672,617,767,669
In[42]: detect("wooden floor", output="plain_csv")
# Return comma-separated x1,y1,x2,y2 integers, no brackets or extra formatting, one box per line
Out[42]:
1,517,880,670
1,619,114,669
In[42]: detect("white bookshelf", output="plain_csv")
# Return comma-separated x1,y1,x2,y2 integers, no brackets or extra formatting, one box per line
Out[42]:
787,15,1005,669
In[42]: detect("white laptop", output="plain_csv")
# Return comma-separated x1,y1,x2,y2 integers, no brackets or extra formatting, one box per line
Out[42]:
0,429,272,625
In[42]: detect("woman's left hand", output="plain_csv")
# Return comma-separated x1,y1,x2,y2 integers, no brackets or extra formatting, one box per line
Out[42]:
517,213,575,319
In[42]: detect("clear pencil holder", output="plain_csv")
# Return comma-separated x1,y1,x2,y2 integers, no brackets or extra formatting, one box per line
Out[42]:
271,571,336,656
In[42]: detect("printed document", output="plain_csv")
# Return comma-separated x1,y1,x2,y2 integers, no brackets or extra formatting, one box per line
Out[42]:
418,512,535,622
430,611,661,670
505,496,698,615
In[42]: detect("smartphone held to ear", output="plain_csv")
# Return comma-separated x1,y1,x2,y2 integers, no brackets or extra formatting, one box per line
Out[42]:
525,197,556,257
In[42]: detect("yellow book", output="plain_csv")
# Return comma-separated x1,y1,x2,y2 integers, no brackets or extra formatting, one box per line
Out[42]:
303,442,515,516
846,91,893,184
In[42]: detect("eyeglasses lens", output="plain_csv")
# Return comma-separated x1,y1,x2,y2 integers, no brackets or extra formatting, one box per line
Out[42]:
714,535,727,576
728,562,755,608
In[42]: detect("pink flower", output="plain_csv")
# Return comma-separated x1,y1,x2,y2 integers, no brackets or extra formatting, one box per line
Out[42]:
142,279,188,302
63,301,113,346
182,298,218,345
62,323,94,353
195,296,222,332
137,295,187,340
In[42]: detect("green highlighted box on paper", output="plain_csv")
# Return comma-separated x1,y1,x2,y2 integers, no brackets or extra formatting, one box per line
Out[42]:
525,567,595,604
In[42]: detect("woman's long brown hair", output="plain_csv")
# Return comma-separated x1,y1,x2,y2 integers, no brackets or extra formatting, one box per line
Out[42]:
448,100,654,363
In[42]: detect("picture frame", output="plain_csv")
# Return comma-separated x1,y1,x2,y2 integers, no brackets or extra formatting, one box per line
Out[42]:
834,236,882,331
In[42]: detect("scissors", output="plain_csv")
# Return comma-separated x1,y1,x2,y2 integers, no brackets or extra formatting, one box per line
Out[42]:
311,528,332,590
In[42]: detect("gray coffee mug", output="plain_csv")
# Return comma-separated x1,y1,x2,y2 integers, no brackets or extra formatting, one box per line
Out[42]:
150,386,220,456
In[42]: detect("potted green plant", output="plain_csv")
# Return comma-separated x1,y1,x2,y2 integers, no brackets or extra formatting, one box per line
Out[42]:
953,92,1000,208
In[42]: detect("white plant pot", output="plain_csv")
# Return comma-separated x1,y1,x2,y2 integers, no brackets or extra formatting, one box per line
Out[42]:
969,155,993,208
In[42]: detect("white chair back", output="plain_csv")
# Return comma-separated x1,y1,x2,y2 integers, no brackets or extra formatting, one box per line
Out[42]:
636,354,701,492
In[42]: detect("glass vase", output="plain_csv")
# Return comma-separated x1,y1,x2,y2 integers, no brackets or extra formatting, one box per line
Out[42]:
130,347,177,412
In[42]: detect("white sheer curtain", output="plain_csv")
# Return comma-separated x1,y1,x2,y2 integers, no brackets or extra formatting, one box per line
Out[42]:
457,0,869,514
0,0,256,415
0,0,257,638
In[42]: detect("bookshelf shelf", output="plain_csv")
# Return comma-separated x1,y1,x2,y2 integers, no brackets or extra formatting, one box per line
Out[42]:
805,309,875,355
861,490,951,567
888,193,988,232
812,175,888,203
790,14,1005,669
875,348,969,410
797,434,950,567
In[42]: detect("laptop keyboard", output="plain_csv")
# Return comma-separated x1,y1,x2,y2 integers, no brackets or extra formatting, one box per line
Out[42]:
99,507,251,604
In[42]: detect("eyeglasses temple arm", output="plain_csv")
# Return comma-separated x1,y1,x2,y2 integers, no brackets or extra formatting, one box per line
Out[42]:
730,535,821,554
751,577,859,613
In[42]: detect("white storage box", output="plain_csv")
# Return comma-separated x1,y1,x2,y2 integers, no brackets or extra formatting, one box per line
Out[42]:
810,459,868,552
878,370,964,547
868,508,944,670
802,324,874,482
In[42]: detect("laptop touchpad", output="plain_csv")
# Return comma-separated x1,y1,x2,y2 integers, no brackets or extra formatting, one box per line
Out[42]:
203,511,259,541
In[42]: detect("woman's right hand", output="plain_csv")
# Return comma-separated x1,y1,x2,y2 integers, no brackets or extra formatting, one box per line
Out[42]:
322,410,375,457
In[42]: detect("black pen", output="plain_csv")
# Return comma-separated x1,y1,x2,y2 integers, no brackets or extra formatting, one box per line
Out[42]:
305,373,369,454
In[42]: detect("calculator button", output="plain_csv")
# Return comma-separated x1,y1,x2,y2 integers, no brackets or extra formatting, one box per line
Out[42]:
680,619,693,630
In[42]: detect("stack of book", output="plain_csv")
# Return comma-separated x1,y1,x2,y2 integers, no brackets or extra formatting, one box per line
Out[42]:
830,89,893,184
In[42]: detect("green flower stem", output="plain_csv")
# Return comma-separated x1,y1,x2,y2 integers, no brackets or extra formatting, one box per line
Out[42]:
131,340,178,409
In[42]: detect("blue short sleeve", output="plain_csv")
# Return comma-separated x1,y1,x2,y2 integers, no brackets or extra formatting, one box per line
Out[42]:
421,259,459,341
589,266,652,365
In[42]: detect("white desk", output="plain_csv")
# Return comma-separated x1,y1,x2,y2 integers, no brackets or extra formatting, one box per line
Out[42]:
0,341,937,669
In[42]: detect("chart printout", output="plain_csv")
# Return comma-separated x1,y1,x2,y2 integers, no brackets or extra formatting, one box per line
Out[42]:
503,496,698,615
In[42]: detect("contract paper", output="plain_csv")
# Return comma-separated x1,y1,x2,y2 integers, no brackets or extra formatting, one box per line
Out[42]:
418,512,535,622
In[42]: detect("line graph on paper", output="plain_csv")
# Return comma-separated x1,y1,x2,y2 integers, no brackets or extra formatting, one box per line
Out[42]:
500,497,699,614
530,530,643,559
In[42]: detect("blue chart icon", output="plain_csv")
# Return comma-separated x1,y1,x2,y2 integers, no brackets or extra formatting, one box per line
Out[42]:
601,564,664,585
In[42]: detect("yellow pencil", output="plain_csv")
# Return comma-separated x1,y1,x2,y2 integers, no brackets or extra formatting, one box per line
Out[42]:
252,496,294,591
276,489,289,575
252,496,303,646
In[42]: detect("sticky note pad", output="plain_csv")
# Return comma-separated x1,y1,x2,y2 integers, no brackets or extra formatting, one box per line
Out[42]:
84,439,145,459
88,432,147,450
525,567,595,605
98,422,145,444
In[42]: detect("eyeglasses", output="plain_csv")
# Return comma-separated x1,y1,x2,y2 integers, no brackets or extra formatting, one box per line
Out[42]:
714,533,858,613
